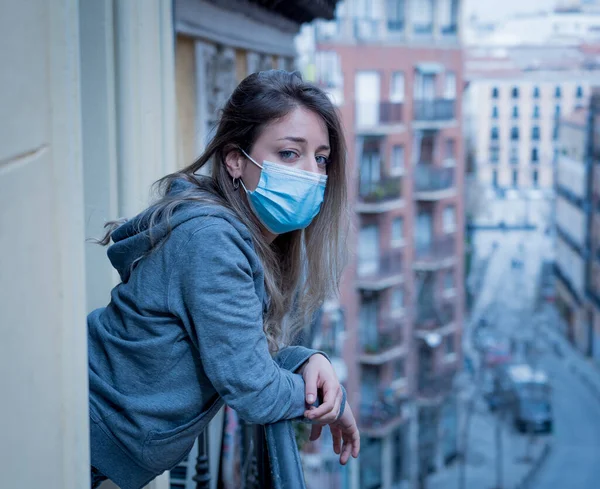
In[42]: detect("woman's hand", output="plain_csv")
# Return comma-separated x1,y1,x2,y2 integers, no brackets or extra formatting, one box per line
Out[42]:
326,404,360,465
299,354,343,432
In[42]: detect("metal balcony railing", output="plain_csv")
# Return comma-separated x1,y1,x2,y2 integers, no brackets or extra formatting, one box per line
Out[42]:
415,236,456,264
415,165,455,194
415,302,455,329
360,394,403,430
413,99,455,121
417,367,458,397
356,101,404,127
358,175,402,204
186,423,272,489
356,250,403,289
360,321,403,355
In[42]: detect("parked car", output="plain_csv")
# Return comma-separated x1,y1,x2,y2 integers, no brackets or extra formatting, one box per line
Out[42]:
500,364,553,434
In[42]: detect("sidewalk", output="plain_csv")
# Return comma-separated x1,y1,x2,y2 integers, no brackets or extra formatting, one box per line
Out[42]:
428,387,548,489
536,305,600,405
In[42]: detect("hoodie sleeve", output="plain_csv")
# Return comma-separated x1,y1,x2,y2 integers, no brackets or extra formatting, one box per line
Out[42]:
167,221,309,425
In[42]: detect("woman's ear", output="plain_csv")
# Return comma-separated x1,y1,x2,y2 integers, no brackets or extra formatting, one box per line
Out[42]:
224,147,246,179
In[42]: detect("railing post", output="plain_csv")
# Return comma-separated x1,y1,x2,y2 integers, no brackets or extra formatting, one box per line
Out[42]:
255,425,273,489
193,431,210,489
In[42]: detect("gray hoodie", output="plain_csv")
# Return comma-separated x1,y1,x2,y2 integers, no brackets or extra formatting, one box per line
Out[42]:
88,179,333,489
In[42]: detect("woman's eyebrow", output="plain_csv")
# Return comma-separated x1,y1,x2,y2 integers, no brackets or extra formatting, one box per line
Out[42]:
277,137,330,152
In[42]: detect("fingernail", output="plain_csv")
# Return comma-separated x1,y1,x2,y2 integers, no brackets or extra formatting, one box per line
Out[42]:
307,394,315,403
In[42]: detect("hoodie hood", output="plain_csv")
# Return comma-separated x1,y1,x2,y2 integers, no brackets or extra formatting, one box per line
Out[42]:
107,178,252,282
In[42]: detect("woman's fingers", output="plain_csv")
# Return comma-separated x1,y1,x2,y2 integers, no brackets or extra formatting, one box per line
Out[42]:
309,424,323,442
302,363,319,405
331,426,342,455
305,378,337,419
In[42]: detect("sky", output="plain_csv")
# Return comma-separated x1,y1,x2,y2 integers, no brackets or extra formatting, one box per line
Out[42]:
465,0,559,23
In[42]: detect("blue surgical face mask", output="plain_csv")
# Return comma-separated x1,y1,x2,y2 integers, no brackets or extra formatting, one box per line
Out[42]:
239,149,328,235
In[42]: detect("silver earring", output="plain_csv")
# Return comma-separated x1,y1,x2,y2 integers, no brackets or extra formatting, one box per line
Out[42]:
232,177,240,190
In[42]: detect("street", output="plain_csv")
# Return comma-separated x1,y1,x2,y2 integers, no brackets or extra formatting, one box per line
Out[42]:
467,195,600,489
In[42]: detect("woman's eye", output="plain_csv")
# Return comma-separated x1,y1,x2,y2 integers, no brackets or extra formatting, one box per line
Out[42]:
279,150,298,161
316,155,330,167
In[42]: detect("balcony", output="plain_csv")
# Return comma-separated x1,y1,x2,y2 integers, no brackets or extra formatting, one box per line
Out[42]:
356,175,403,213
356,101,404,133
413,99,455,126
360,392,405,437
414,236,456,270
356,250,403,290
417,367,458,399
359,319,404,365
414,165,456,200
415,302,455,330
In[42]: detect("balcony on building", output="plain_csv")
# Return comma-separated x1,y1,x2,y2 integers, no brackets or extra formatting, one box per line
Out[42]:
357,174,403,213
359,317,405,365
355,100,404,134
414,235,456,270
413,99,455,127
356,249,404,290
359,389,406,437
417,366,458,399
415,301,455,331
414,164,456,200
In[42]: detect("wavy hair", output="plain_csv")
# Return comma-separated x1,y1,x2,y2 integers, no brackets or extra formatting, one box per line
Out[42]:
100,70,348,351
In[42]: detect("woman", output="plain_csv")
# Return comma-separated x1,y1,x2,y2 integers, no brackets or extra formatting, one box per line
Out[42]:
88,70,359,489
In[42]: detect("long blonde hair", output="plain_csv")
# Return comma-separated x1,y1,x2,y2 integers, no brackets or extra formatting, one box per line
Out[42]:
101,70,348,351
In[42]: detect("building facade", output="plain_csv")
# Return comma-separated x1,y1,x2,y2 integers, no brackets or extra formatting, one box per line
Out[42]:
465,60,597,192
1,1,338,489
310,0,466,487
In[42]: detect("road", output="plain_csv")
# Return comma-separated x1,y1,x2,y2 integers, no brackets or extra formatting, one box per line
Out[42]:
468,195,600,489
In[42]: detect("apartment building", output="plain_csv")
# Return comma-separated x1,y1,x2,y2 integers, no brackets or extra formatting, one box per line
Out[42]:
311,1,465,487
587,90,600,366
554,108,592,354
465,46,600,192
555,89,600,366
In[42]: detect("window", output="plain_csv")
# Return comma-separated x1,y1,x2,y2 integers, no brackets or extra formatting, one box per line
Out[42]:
387,0,405,31
391,217,404,245
492,169,498,187
512,105,519,118
491,87,499,99
554,147,559,162
444,334,455,355
391,145,405,175
412,0,434,34
390,72,405,102
443,206,456,233
490,146,499,163
392,427,408,483
358,225,380,276
393,358,405,379
315,51,342,89
555,86,562,98
532,126,540,141
444,71,456,99
440,0,458,33
533,169,539,187
356,71,381,127
512,86,519,98
553,124,560,141
491,126,499,140
511,126,519,141
576,85,583,98
391,288,404,311
360,437,383,489
510,146,519,164
533,104,540,119
533,86,540,98
492,105,499,118
359,137,382,195
444,139,455,164
444,270,455,290
512,169,518,187
555,104,561,117
531,147,539,163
